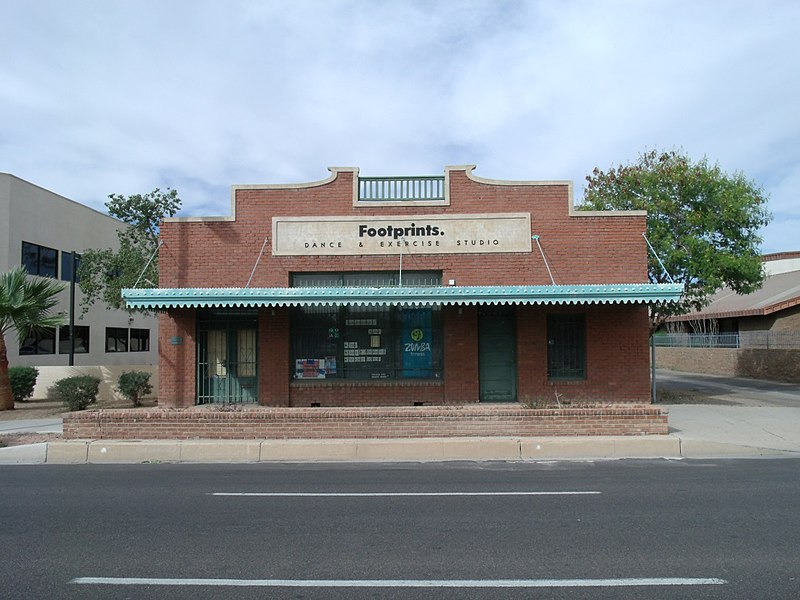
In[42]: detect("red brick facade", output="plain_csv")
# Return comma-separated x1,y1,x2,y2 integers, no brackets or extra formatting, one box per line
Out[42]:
155,166,651,408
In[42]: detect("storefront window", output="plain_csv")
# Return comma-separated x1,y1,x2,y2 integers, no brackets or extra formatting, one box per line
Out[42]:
291,305,442,380
290,272,442,381
292,306,340,380
399,307,434,378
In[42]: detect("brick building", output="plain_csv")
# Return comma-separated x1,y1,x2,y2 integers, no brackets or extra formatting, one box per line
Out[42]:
123,166,681,408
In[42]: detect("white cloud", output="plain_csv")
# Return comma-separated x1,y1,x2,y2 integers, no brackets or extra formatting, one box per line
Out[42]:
1,0,798,251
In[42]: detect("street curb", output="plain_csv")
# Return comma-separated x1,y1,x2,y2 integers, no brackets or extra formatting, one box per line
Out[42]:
4,436,799,465
0,443,48,464
38,435,686,464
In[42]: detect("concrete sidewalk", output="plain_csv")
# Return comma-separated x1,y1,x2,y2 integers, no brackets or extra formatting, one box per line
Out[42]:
2,404,800,464
667,405,800,456
0,418,63,434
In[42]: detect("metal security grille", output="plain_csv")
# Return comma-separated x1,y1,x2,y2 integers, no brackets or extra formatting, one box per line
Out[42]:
196,312,258,404
547,314,586,380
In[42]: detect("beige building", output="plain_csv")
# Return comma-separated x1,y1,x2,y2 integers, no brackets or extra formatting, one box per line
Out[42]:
658,252,800,382
0,173,158,377
665,252,800,341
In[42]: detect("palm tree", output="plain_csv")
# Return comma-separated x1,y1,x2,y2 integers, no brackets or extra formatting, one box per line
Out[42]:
0,267,66,410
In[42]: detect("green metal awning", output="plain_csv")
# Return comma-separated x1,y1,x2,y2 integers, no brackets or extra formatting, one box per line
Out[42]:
122,283,682,309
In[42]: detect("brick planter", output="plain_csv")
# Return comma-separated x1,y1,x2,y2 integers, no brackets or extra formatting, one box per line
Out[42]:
63,404,667,440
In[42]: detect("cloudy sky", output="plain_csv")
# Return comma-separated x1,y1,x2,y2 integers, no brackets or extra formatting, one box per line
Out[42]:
1,0,797,252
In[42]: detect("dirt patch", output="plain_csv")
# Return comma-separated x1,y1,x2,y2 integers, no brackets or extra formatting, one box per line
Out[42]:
0,400,66,420
0,398,159,447
0,432,63,447
0,397,158,420
656,388,739,406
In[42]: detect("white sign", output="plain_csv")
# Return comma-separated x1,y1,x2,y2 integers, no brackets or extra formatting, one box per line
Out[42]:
272,213,531,256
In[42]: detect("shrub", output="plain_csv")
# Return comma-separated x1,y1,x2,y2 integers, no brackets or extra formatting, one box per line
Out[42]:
116,371,152,407
8,366,39,403
52,375,101,411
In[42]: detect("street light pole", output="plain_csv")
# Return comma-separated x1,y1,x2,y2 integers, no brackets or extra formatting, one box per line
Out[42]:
68,251,77,366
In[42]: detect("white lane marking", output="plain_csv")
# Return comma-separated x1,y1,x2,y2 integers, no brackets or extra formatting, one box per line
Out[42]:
209,491,601,497
70,577,726,588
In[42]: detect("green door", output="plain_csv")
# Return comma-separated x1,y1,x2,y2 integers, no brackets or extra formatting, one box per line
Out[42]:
197,313,258,404
478,309,517,402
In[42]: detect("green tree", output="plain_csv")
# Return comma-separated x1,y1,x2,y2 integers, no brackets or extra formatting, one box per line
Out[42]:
78,188,180,311
0,267,65,411
580,149,771,331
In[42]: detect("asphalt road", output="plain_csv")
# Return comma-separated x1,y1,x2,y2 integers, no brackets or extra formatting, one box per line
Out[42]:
2,460,798,599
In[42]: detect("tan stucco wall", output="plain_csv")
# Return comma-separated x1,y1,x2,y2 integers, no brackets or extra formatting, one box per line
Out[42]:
30,365,158,403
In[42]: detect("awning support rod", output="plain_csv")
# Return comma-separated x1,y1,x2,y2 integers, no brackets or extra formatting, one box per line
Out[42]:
132,239,163,288
642,233,675,283
246,236,270,289
532,235,555,285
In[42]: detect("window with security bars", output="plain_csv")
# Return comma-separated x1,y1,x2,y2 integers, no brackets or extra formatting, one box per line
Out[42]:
290,272,443,380
547,314,586,380
291,305,443,381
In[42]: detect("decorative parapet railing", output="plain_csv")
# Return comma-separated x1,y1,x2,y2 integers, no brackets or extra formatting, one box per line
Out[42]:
358,176,445,202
